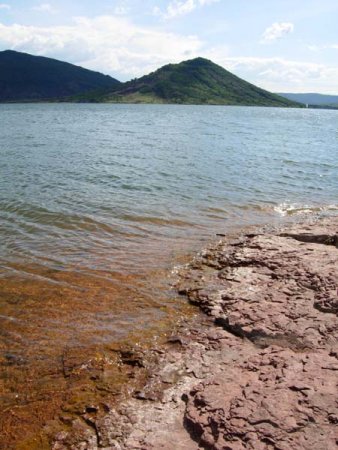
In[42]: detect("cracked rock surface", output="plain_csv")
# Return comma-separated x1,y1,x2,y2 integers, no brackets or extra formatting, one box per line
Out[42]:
53,217,338,449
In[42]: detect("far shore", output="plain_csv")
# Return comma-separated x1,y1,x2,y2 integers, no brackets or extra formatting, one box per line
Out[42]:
2,100,338,109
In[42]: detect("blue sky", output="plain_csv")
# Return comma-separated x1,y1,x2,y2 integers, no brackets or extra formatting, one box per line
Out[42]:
0,0,337,93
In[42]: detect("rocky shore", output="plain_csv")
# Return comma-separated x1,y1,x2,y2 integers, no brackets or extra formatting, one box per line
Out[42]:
53,217,338,450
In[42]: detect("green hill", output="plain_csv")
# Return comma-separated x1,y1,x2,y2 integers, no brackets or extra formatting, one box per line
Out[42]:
94,57,300,107
0,50,120,102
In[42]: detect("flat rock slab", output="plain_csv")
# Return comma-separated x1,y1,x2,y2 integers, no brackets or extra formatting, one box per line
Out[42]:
185,347,338,450
178,217,338,351
179,217,338,450
53,218,338,450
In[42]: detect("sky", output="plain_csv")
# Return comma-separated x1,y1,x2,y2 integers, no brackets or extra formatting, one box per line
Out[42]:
0,0,337,93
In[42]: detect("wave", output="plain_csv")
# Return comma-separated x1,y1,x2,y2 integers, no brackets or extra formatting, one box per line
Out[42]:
119,214,195,227
273,202,338,217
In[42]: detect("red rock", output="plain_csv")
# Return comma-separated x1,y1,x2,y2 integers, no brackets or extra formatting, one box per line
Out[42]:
53,218,338,449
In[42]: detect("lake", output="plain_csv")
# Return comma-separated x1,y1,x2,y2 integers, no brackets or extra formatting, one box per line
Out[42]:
0,104,337,447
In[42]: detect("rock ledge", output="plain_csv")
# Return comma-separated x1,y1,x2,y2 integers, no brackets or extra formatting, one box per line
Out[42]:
53,218,338,450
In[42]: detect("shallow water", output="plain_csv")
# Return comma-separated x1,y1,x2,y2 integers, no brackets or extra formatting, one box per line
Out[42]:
0,104,337,447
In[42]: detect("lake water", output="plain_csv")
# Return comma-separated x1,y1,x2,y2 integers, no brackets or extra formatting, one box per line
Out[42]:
0,104,337,447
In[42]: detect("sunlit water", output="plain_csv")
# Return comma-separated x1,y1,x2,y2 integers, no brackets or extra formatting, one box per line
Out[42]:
0,104,337,446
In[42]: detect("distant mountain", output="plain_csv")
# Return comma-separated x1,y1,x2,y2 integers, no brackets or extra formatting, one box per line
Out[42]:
89,57,301,107
0,50,120,102
277,92,338,106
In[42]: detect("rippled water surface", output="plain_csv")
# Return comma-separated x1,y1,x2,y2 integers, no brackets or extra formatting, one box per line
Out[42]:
0,104,337,446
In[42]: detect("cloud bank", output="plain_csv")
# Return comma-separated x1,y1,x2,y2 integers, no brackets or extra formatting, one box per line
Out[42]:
210,55,338,93
0,16,202,79
0,15,337,93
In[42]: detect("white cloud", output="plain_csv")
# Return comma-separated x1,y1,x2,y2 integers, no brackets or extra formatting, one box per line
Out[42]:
32,3,57,14
0,3,10,9
261,22,294,42
204,53,338,93
154,0,219,20
309,43,338,51
0,16,203,79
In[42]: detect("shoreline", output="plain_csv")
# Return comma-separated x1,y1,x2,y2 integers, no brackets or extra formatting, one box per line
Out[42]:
52,215,338,449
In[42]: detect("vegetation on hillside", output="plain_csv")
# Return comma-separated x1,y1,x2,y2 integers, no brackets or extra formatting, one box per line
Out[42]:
97,57,301,107
0,50,120,102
